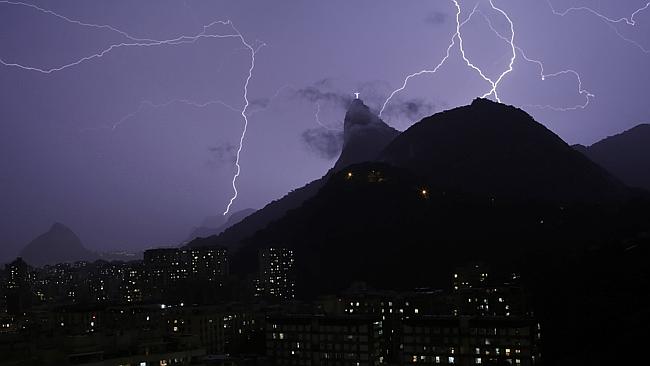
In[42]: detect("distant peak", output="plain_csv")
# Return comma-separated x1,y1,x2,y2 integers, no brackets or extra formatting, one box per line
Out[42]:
470,98,505,109
344,99,383,131
349,98,366,107
50,222,71,232
333,98,400,172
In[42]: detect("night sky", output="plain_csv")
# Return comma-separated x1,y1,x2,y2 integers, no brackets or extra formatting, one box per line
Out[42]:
1,0,649,260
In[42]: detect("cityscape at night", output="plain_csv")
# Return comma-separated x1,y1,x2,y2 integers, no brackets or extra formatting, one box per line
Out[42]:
1,1,650,365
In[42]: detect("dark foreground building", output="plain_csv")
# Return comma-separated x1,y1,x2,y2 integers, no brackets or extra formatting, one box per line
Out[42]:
266,315,385,366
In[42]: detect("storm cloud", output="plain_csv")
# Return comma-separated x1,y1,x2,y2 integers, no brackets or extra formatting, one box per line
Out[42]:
301,127,344,160
382,98,438,123
424,11,448,26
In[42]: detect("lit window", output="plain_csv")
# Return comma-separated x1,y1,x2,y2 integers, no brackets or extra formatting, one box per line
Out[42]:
448,357,455,364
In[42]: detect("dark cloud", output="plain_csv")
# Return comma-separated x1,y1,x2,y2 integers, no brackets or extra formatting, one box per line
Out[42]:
292,86,353,109
206,143,236,168
382,98,438,122
424,11,447,26
301,127,344,160
249,98,270,110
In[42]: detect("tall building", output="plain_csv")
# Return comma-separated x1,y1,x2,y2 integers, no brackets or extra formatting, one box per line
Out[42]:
120,262,145,304
4,258,35,315
256,247,295,300
143,246,228,302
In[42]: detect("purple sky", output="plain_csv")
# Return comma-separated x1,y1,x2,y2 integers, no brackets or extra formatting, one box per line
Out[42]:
1,0,649,260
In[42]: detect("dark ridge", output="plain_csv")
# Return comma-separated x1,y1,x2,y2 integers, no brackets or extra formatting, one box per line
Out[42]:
378,98,627,202
576,124,650,191
187,99,399,250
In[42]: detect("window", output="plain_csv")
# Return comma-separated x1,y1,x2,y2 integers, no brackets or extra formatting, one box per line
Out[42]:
448,357,455,364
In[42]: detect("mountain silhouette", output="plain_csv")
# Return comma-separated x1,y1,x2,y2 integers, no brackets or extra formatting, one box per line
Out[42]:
190,100,647,365
188,208,256,240
188,99,399,249
229,100,638,289
20,223,97,267
379,98,626,202
574,124,650,191
334,99,400,171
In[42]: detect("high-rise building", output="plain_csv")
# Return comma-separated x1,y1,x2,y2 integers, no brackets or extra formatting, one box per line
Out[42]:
4,258,35,314
143,246,228,303
256,247,295,300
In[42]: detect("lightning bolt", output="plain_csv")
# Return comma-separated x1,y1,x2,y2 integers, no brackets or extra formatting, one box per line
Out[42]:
80,99,241,133
380,0,474,117
381,0,516,117
546,0,650,26
314,102,343,131
0,1,264,216
476,10,594,111
382,0,597,121
223,27,263,215
547,0,650,54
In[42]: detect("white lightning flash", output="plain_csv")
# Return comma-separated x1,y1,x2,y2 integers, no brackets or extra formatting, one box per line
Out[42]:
81,99,240,132
476,11,594,111
456,0,516,102
380,0,472,117
223,25,263,215
381,0,516,117
382,0,597,121
547,0,650,54
546,0,650,26
314,102,343,131
0,1,264,216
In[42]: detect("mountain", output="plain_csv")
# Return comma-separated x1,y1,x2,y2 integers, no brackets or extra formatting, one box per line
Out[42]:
188,208,257,240
188,99,399,249
378,98,626,202
222,101,650,366
574,124,650,191
225,99,636,287
333,99,400,171
20,223,97,267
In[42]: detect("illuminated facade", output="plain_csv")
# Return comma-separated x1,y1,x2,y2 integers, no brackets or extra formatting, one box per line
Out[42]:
400,316,541,366
144,246,228,301
256,247,295,300
267,314,386,366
